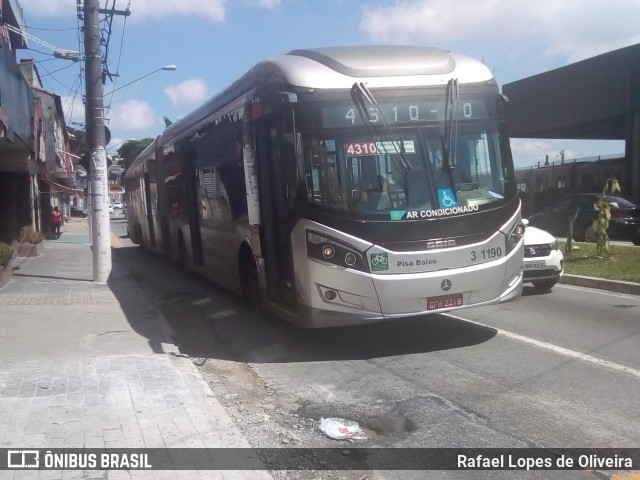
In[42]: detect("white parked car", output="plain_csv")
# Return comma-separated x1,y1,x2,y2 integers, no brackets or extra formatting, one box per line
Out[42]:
113,201,123,209
108,204,114,214
522,221,564,291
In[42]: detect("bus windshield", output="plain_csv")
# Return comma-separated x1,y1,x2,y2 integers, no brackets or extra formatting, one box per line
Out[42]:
302,126,511,218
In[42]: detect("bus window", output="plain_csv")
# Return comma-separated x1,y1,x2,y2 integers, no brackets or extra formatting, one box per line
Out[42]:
303,133,434,214
424,127,506,208
306,139,348,210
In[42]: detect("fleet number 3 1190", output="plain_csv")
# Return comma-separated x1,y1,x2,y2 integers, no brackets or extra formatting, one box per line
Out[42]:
470,247,503,262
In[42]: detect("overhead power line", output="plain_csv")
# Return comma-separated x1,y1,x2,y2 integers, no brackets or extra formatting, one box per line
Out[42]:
4,23,80,61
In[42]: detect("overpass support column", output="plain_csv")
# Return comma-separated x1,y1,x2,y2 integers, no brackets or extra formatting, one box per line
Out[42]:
625,110,640,202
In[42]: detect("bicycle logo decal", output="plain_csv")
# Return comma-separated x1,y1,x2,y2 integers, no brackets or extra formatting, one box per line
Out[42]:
370,252,389,271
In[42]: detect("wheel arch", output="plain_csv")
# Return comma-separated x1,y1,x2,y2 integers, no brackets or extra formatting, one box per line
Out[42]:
238,241,264,301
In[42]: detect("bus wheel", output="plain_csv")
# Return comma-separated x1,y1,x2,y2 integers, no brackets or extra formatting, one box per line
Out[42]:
178,237,190,276
242,255,261,306
136,225,144,248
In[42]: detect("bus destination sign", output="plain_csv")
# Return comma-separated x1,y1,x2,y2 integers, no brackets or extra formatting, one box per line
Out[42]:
322,100,489,128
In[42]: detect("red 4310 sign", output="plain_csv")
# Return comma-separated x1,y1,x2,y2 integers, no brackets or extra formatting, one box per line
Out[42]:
345,142,379,157
345,140,415,157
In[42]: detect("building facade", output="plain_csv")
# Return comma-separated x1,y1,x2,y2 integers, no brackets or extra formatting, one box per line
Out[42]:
516,155,626,217
0,0,79,247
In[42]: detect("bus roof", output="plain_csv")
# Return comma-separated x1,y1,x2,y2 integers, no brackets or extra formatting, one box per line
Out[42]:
162,45,495,145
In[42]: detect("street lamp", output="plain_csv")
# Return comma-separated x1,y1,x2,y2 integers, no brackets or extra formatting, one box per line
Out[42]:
104,65,178,96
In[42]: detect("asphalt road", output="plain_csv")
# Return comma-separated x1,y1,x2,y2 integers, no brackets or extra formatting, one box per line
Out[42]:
111,217,640,479
455,283,640,372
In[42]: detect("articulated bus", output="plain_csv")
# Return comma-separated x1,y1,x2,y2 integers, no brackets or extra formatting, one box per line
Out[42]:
125,45,524,328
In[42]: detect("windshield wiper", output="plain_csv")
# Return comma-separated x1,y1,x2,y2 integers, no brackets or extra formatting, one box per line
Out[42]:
441,78,459,193
351,81,376,109
350,82,412,174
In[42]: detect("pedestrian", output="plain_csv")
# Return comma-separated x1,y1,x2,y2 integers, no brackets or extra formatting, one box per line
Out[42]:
50,206,62,238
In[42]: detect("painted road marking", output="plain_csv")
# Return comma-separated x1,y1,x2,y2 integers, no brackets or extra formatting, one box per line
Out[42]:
445,313,640,380
557,283,640,302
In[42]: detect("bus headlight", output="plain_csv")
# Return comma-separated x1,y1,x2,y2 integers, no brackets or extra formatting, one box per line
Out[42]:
322,244,335,259
307,231,368,272
507,221,526,252
344,252,358,266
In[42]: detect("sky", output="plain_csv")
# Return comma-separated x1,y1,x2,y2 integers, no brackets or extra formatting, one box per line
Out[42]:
17,0,640,169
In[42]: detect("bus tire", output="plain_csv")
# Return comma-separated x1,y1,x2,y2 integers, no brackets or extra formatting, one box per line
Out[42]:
136,225,144,248
241,250,261,306
178,235,190,276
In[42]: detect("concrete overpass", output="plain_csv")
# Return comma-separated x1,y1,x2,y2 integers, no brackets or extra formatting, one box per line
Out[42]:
502,43,640,200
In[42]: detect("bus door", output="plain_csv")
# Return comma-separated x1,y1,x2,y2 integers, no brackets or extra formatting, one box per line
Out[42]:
256,113,298,307
155,145,172,257
183,151,204,267
143,170,156,246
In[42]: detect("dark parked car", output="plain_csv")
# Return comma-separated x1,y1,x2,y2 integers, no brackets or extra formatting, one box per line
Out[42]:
529,193,640,245
70,207,88,218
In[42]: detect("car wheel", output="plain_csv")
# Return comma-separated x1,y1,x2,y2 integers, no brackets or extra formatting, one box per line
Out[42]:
532,279,557,291
584,224,596,243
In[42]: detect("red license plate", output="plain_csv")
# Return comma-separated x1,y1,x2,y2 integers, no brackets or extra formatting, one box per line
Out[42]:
426,293,464,310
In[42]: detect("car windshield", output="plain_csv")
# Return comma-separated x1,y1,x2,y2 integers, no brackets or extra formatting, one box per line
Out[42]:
604,196,637,208
302,127,510,218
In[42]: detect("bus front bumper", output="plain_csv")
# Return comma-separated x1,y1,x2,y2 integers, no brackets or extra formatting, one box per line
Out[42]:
296,261,523,328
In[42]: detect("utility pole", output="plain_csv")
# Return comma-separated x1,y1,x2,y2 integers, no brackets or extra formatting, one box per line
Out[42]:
83,0,111,282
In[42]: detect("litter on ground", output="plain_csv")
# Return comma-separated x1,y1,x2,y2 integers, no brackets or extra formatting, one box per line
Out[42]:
318,417,367,440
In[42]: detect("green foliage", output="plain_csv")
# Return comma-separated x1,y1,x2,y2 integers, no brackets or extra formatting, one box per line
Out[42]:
560,241,640,283
18,226,45,244
592,177,622,258
592,197,612,257
564,207,579,256
117,138,154,177
117,138,154,162
0,241,12,268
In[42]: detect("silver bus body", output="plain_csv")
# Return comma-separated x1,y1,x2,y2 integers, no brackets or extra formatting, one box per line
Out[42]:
125,46,524,328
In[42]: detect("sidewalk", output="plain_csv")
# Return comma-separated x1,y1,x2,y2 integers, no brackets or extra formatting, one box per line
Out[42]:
0,218,272,479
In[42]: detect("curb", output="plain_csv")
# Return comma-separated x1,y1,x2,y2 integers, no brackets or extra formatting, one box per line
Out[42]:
560,274,640,295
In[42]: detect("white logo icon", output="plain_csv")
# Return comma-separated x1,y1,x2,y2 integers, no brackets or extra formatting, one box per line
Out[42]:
7,450,40,468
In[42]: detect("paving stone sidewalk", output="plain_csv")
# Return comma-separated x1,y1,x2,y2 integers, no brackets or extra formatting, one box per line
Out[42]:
0,219,272,480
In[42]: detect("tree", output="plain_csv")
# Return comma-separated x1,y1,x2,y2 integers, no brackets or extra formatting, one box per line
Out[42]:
592,177,621,258
117,138,154,176
564,206,579,256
